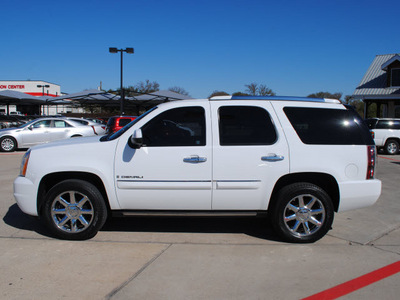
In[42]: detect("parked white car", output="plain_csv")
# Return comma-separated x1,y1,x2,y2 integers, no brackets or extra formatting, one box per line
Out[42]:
14,96,381,243
365,118,400,154
0,117,100,152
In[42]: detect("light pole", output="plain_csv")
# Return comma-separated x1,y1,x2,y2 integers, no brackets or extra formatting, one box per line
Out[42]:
37,84,50,96
37,84,50,115
109,47,134,115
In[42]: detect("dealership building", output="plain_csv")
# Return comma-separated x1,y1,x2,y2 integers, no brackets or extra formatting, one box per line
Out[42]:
0,80,82,115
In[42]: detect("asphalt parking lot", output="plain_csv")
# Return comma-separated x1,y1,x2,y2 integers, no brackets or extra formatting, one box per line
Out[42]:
1,151,399,299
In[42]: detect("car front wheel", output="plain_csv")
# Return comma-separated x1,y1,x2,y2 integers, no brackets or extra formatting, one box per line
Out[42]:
270,183,334,243
42,179,108,240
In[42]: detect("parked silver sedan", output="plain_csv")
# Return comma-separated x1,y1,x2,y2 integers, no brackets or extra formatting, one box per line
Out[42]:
64,117,107,135
0,118,100,152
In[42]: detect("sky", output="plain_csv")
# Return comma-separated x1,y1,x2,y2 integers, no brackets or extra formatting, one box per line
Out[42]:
1,0,399,99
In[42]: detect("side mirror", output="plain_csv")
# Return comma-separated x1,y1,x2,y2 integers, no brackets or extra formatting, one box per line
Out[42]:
128,129,143,149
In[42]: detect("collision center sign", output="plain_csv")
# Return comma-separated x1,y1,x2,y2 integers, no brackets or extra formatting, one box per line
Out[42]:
0,84,25,89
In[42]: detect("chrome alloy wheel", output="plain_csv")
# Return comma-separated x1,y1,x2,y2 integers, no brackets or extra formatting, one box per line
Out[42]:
1,137,15,151
51,191,94,233
386,141,398,154
283,194,326,237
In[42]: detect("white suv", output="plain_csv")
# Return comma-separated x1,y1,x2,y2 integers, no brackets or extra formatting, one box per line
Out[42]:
14,96,382,243
366,118,400,155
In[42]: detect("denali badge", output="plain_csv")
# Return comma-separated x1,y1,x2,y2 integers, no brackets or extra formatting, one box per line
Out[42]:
119,175,144,179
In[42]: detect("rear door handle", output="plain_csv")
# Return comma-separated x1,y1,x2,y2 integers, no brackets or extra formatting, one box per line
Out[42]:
261,155,284,162
183,155,207,163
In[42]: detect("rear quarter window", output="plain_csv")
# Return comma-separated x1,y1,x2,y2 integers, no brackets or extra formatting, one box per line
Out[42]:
284,107,374,145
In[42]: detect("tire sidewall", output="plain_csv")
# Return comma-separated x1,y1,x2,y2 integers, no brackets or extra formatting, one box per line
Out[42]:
271,183,334,243
42,179,107,240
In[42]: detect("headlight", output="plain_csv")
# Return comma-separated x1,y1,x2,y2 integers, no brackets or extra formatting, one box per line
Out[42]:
20,149,31,177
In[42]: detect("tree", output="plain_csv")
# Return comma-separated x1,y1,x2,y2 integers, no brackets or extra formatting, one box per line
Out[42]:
208,90,229,98
245,83,258,96
258,84,276,96
168,86,190,96
232,91,250,96
245,83,276,96
307,91,342,100
135,80,160,94
344,95,365,118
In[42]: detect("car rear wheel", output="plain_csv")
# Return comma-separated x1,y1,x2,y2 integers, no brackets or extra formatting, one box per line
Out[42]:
0,136,17,152
42,179,108,240
270,183,334,243
384,139,399,155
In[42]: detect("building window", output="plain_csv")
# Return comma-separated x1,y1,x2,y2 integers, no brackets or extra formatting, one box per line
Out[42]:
391,68,400,87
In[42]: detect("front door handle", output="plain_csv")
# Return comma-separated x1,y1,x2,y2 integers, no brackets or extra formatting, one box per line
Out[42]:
183,155,207,163
261,155,284,162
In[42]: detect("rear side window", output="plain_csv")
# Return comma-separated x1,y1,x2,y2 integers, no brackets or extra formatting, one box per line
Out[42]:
376,120,400,129
284,107,374,145
219,106,277,146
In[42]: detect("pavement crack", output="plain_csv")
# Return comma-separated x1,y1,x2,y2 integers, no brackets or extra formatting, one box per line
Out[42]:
105,243,172,300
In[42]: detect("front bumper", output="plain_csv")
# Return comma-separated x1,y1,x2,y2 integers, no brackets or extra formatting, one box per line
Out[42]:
13,176,38,216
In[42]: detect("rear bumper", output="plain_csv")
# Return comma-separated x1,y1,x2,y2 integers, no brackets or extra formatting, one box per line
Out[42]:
338,179,382,212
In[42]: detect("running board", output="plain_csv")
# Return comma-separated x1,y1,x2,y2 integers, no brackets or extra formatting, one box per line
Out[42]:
112,210,260,217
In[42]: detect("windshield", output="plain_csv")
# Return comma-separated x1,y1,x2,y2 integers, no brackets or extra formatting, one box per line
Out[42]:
100,107,157,141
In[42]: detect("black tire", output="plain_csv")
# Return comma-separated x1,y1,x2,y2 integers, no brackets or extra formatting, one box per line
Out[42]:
42,179,108,240
270,183,334,243
384,139,399,155
0,136,17,152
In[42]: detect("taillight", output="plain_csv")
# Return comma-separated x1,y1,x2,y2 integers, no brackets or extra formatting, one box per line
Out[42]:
371,131,375,139
91,125,98,135
367,145,376,179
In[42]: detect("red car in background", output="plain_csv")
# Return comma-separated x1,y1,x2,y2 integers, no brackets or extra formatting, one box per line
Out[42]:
106,116,137,133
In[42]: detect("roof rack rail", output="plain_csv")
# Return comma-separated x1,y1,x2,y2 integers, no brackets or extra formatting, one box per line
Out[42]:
209,95,341,103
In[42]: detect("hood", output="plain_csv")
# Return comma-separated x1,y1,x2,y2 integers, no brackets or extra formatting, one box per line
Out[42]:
31,135,103,151
0,127,24,135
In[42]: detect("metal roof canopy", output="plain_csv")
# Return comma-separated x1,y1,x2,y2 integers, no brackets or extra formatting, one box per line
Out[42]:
48,89,193,107
0,90,48,104
0,89,193,114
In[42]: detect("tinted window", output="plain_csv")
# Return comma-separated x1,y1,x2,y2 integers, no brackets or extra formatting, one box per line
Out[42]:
142,107,205,147
119,119,133,127
376,120,400,130
219,106,277,146
284,107,373,145
365,119,378,129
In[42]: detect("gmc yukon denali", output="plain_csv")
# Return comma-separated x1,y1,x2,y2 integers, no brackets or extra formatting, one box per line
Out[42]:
14,96,382,243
